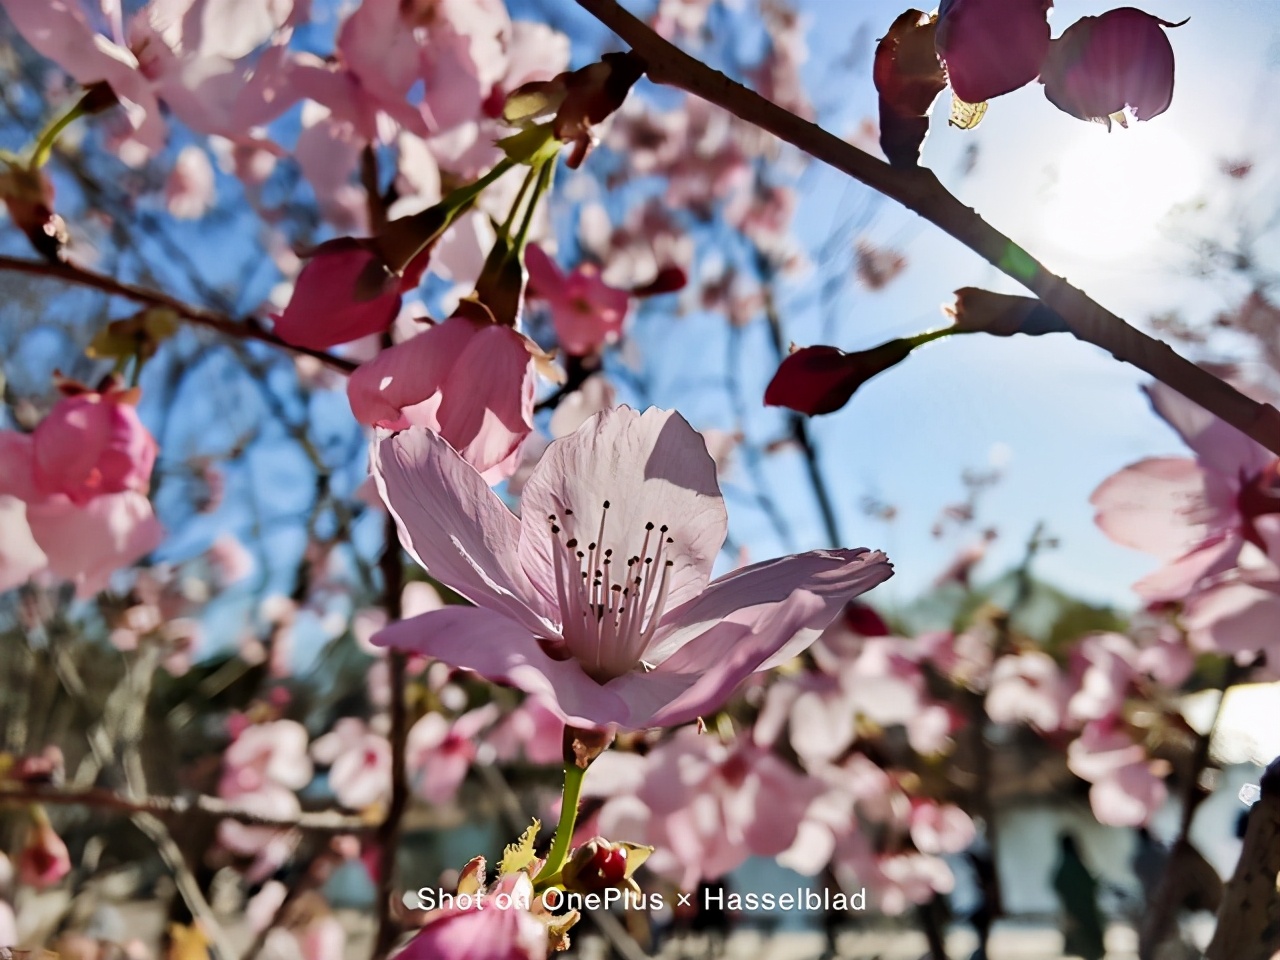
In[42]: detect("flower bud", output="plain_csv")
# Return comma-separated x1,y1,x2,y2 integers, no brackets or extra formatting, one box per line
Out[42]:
31,385,157,504
272,239,401,350
935,0,1052,104
1040,8,1182,127
873,10,946,168
0,166,68,262
561,839,628,894
764,340,916,415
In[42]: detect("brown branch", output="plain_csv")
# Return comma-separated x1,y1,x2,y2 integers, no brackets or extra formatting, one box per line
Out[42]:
371,514,410,960
1141,668,1239,959
574,0,1280,457
0,254,358,374
758,274,841,547
0,783,372,832
1206,755,1280,960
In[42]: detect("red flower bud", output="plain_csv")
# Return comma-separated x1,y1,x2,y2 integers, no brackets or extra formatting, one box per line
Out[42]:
272,239,401,350
935,0,1052,103
873,10,946,167
764,340,916,416
1040,8,1182,127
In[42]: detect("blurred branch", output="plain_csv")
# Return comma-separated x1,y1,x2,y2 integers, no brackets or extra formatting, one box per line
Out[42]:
0,783,372,832
0,254,357,373
371,515,410,960
1141,663,1241,958
366,138,412,960
1205,755,1280,960
575,0,1280,457
758,273,841,547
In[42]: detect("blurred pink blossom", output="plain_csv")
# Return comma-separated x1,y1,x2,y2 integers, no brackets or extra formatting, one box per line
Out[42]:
164,145,216,219
406,706,499,806
986,650,1066,732
524,244,630,356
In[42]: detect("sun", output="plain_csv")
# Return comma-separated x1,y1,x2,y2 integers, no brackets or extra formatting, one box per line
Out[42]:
1036,123,1206,261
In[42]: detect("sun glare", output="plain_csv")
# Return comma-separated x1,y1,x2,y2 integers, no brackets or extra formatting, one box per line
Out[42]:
1037,123,1206,261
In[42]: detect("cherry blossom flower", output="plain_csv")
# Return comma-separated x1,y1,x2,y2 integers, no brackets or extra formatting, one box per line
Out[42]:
1183,575,1280,675
908,801,976,856
400,868,550,960
0,386,163,596
488,697,565,767
1041,8,1181,127
372,406,892,729
217,719,313,868
164,145,216,220
406,706,499,806
346,312,538,483
1066,632,1138,725
312,718,391,811
584,732,824,889
985,650,1066,732
524,244,629,356
935,0,1052,103
1067,720,1167,827
1091,383,1277,602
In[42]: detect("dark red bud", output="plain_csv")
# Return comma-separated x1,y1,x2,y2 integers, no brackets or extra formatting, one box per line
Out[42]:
764,340,916,416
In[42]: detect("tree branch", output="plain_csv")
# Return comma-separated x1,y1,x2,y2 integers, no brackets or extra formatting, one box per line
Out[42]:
0,254,357,374
371,514,410,960
0,783,372,832
1206,755,1280,960
573,0,1280,456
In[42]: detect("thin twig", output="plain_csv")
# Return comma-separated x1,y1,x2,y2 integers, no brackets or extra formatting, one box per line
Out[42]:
371,517,410,960
758,273,841,546
573,0,1280,456
0,254,357,374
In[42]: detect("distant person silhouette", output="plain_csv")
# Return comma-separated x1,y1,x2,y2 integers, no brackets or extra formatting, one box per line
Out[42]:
1131,826,1168,908
1052,832,1107,960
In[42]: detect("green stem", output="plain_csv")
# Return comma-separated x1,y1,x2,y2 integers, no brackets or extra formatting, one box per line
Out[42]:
499,162,541,238
514,157,556,254
907,326,961,349
31,94,95,169
534,760,586,886
446,157,516,214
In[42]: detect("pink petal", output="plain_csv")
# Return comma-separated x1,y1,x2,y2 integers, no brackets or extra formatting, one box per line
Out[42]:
26,492,163,597
1145,382,1273,477
1184,578,1280,660
1131,532,1242,602
0,496,48,592
1090,457,1218,558
1089,764,1166,827
372,606,632,727
608,587,854,729
523,243,565,295
517,406,728,616
336,0,422,104
0,431,38,501
372,427,553,633
350,317,535,482
647,548,893,669
935,0,1051,103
